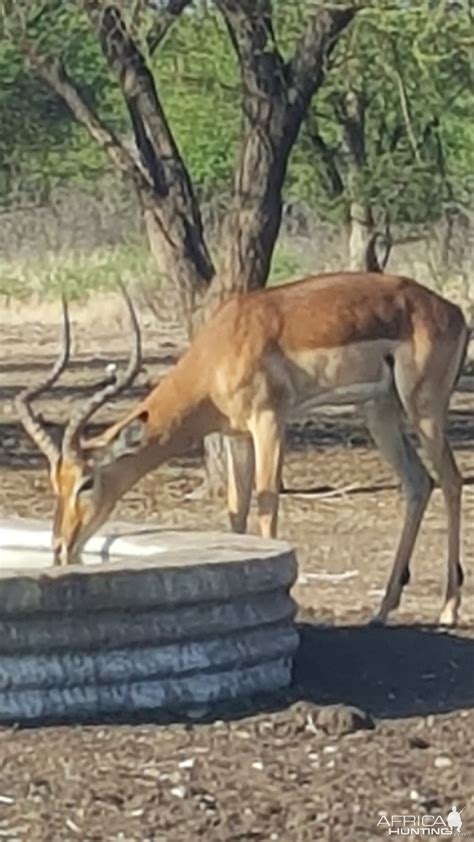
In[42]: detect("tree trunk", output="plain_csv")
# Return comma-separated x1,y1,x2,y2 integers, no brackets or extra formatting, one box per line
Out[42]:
203,434,229,499
348,200,375,270
141,201,210,330
204,2,356,313
340,89,392,273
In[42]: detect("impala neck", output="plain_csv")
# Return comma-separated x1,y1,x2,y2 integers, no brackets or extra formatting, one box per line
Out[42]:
102,365,222,499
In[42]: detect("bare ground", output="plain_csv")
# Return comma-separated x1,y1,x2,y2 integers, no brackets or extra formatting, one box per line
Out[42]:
0,304,473,842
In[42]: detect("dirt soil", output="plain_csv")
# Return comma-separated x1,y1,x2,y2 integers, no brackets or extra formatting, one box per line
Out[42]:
0,303,473,842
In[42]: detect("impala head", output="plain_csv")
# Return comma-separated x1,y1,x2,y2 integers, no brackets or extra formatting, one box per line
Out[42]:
16,286,146,564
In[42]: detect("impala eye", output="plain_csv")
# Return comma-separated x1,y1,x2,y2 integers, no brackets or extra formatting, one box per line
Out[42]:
78,477,95,495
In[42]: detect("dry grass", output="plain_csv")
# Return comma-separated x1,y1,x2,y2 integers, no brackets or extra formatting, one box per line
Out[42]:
0,191,472,322
0,241,158,304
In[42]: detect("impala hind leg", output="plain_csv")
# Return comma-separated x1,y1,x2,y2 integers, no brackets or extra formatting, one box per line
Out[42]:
413,420,463,627
364,394,434,624
394,349,465,627
226,436,255,534
249,411,283,539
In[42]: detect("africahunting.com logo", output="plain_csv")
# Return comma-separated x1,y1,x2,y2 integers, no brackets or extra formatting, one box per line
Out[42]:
377,805,470,836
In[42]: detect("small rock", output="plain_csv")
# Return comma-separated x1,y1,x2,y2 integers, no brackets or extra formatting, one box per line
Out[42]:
234,729,251,739
409,736,430,750
200,793,216,806
434,756,452,769
306,713,319,735
252,760,264,770
178,758,195,769
65,818,81,834
322,745,338,754
410,790,420,801
170,785,187,799
316,704,375,736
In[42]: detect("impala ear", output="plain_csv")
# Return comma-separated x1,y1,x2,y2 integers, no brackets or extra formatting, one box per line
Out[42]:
87,411,149,467
114,412,148,454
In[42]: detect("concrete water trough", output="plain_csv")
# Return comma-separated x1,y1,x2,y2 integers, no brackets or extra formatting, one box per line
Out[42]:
0,518,299,725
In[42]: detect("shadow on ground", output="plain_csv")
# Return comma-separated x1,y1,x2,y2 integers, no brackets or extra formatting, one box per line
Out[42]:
293,619,474,719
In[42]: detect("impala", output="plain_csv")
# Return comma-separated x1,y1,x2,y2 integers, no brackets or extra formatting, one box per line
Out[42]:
17,274,469,625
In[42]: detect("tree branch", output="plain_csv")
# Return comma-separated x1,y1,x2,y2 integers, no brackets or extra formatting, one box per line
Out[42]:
16,33,149,193
391,65,422,165
289,6,357,110
84,2,178,185
337,88,367,169
215,0,286,102
83,1,214,286
146,0,193,55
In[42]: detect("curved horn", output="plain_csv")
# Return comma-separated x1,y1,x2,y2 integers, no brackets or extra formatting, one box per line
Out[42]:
62,283,142,458
15,297,71,467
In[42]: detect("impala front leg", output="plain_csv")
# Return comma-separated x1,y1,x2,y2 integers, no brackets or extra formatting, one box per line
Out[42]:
226,435,255,534
250,411,283,539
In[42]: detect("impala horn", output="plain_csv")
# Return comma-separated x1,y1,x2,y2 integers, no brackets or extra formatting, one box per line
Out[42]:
15,296,71,468
61,283,142,459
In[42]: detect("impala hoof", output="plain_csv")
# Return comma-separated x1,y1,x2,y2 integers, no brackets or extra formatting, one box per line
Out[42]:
438,610,458,629
368,614,387,627
438,597,460,628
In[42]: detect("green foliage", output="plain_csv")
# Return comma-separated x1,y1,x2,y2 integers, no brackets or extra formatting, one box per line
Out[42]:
0,0,126,199
290,0,474,223
0,0,472,227
155,6,240,194
0,38,67,197
269,243,308,285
